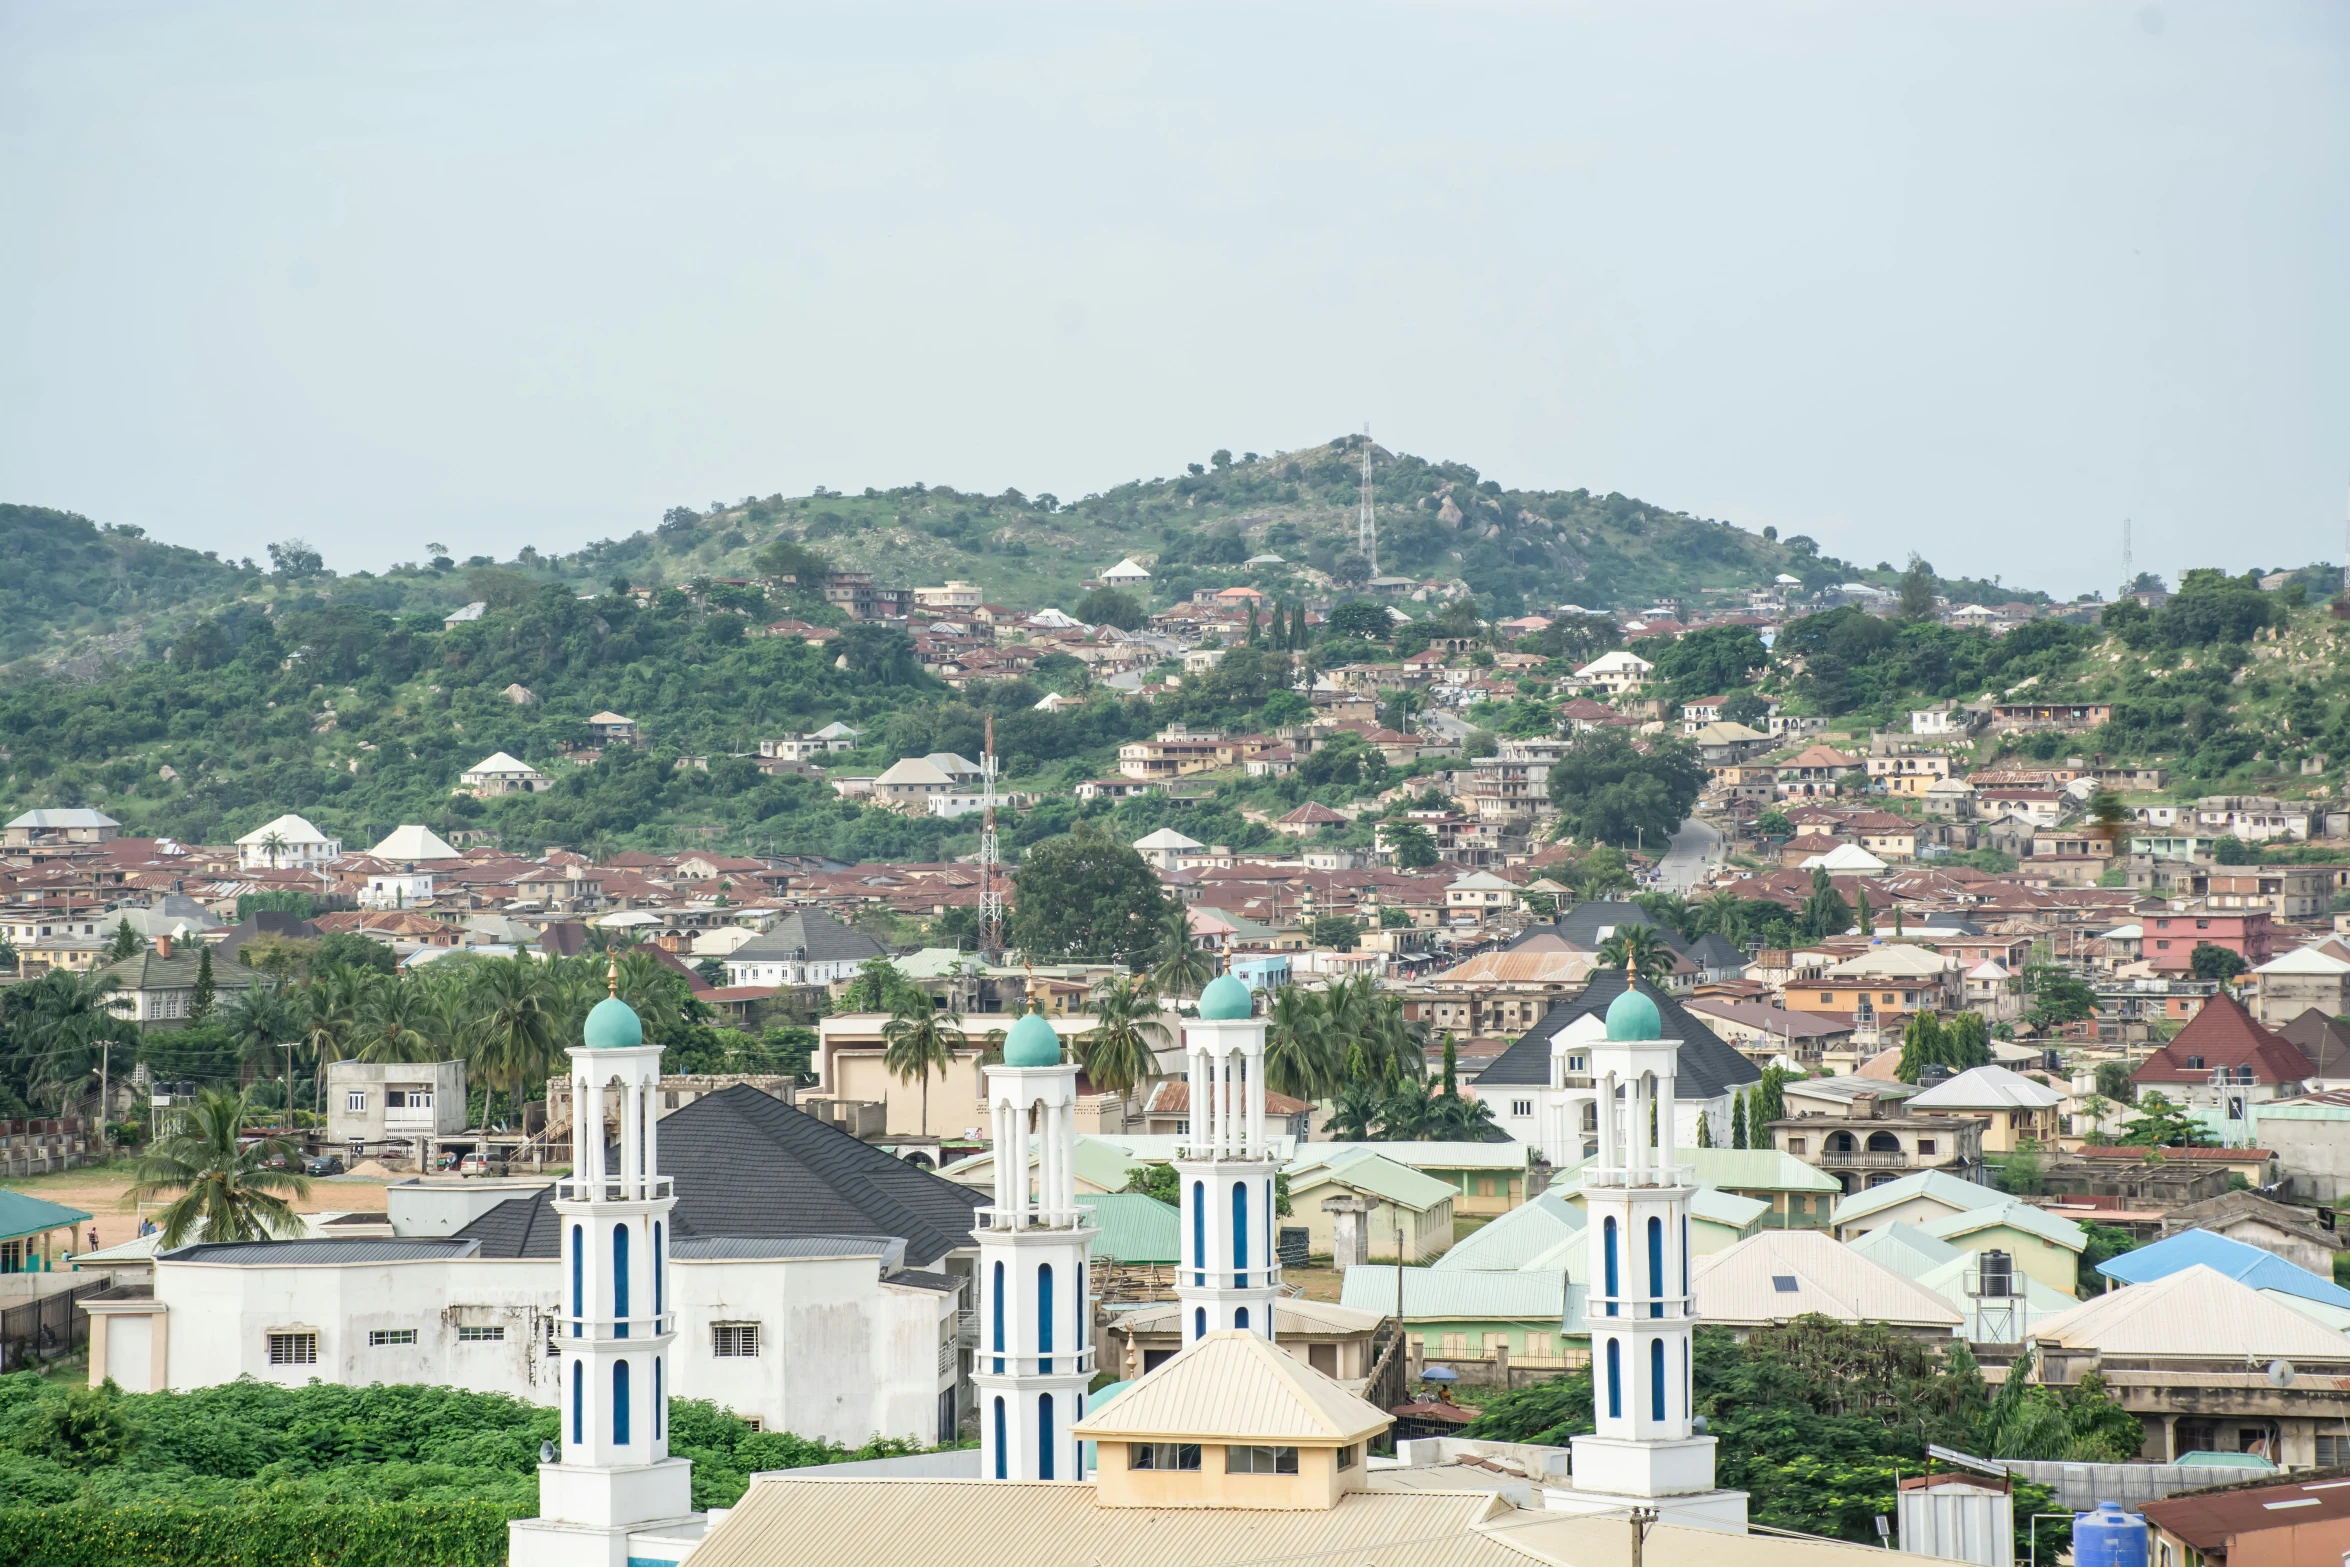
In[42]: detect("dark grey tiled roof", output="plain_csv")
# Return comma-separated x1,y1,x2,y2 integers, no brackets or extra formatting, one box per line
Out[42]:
727,908,887,966
1686,934,1749,972
1543,901,1693,957
1471,970,1761,1100
162,1239,480,1264
459,1086,987,1266
886,1270,961,1293
671,1236,905,1264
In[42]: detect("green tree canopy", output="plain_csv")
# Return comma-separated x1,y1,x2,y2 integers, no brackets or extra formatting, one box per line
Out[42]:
1008,823,1172,966
1545,731,1704,848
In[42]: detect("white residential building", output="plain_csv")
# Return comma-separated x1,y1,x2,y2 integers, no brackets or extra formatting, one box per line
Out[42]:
235,813,344,870
458,752,552,797
1571,651,1654,695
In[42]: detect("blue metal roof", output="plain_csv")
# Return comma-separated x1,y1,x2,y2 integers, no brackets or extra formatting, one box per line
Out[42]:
2097,1228,2350,1309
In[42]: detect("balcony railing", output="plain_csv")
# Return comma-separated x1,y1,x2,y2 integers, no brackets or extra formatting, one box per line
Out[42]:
555,1176,675,1202
1583,1163,1695,1191
1181,1266,1285,1292
1812,1149,1920,1170
970,1345,1097,1379
974,1205,1092,1233
560,1311,676,1340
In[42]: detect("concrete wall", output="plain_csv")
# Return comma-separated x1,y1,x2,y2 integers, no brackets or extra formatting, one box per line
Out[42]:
2251,1106,2350,1204
153,1251,962,1444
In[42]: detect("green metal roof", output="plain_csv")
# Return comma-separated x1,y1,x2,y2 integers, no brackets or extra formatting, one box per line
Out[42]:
1688,1188,1772,1229
1338,1263,1567,1322
1075,1193,1180,1264
1290,1149,1458,1212
1921,1200,2086,1253
1557,1147,1840,1196
0,1188,94,1245
1433,1191,1584,1273
1830,1167,2008,1226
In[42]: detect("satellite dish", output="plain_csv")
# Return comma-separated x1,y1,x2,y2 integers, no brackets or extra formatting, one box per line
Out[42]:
2270,1359,2297,1388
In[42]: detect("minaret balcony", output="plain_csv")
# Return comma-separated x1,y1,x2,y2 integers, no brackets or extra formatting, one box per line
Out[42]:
976,1204,1093,1233
561,1311,676,1340
1587,1291,1693,1320
1172,1141,1273,1163
1583,1163,1695,1191
1181,1265,1283,1292
555,1175,675,1202
973,1344,1097,1378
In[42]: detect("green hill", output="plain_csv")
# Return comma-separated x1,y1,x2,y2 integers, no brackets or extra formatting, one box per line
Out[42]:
0,504,255,662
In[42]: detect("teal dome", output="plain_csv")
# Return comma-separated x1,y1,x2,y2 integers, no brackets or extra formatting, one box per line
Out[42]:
583,995,644,1050
1198,974,1254,1021
1003,1011,1062,1068
1603,986,1662,1043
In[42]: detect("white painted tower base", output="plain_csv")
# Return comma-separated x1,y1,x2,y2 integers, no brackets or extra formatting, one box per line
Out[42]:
508,1460,699,1567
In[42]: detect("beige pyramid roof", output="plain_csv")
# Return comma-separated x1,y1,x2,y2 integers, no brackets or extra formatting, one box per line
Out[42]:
1072,1330,1390,1446
2029,1264,2350,1360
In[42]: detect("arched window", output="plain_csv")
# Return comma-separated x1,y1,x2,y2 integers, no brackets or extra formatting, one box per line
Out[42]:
993,1398,1006,1480
1650,1338,1665,1422
1263,1180,1274,1268
1192,1182,1205,1286
570,1225,583,1337
1037,1264,1054,1376
1602,1217,1619,1317
654,1356,663,1440
613,1360,631,1445
1682,1217,1690,1299
992,1261,1005,1374
653,1221,664,1321
1039,1393,1055,1481
571,1359,582,1445
612,1224,631,1339
1646,1217,1664,1319
1825,1130,1857,1154
1195,1306,1206,1340
1235,1306,1249,1333
1866,1130,1903,1154
1231,1181,1248,1287
1605,1338,1621,1419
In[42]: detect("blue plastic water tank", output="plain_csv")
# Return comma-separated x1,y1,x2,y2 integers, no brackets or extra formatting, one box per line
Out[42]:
2072,1502,2148,1567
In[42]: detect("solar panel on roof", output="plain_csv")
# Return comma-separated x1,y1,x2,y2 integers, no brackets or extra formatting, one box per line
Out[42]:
1771,1275,1800,1293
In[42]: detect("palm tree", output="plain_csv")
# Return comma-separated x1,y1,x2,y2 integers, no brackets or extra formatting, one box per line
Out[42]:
353,977,444,1063
258,830,289,870
1365,990,1427,1086
131,1085,311,1246
1263,985,1333,1101
882,998,965,1136
7,969,131,1111
1076,976,1169,1129
1377,1079,1439,1141
1430,1092,1499,1141
1596,926,1676,987
298,968,369,1115
220,980,301,1090
466,956,561,1130
1697,889,1748,946
1147,905,1212,1008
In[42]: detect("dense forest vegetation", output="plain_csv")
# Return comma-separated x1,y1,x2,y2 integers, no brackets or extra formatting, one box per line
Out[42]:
0,506,253,662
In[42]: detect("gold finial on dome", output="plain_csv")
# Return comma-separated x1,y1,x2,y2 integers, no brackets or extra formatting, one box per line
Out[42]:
608,954,619,998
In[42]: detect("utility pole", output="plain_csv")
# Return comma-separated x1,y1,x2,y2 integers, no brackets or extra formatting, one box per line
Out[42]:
978,713,1004,964
1630,1507,1659,1567
1357,425,1378,578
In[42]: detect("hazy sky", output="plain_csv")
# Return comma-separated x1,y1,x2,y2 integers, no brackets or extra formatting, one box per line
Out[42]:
4,2,2345,597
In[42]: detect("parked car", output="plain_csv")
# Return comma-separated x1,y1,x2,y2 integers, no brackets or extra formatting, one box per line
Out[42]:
303,1154,345,1176
457,1154,491,1175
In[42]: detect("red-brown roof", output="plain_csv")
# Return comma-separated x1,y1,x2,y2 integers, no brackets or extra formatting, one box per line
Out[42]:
2134,992,2310,1086
1145,1081,1311,1118
2143,1472,2350,1552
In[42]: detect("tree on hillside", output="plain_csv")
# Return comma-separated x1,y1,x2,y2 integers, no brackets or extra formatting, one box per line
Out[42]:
2024,966,2099,1031
1009,824,1172,966
1798,868,1852,941
1897,555,1939,621
836,622,922,685
1075,587,1145,630
1326,600,1391,640
1384,820,1439,869
1545,730,1704,848
1650,625,1768,698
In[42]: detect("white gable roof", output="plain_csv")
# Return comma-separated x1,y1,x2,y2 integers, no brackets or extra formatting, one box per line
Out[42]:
1805,843,1889,873
465,751,538,776
1102,557,1152,580
2257,945,2350,976
1908,1063,2065,1111
1132,828,1204,851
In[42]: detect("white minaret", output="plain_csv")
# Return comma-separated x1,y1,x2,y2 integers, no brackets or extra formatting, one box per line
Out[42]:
973,1006,1096,1482
1568,972,1720,1503
1173,974,1279,1343
510,969,696,1567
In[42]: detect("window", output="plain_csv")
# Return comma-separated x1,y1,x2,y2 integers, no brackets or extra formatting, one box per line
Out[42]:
1511,1100,1534,1118
368,1328,418,1347
1786,1137,1806,1155
1917,1139,1937,1156
713,1323,762,1357
2319,1436,2349,1466
1130,1442,1201,1471
1227,1445,1299,1475
346,1091,367,1112
268,1332,318,1365
458,1326,505,1342
663,1091,678,1109
1337,1444,1357,1470
742,1416,764,1433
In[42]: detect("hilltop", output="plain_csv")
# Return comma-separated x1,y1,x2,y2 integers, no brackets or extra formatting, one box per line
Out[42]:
0,438,2052,678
